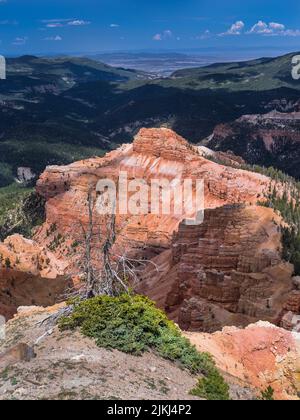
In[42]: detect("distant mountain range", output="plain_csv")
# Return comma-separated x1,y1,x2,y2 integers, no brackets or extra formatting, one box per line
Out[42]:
91,51,222,77
172,52,300,91
0,52,299,186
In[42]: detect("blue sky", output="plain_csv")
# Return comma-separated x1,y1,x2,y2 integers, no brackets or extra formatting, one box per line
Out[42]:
0,0,300,55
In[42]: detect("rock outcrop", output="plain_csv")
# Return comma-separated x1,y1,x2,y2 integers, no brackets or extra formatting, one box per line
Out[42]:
138,204,296,332
281,291,300,332
0,128,296,324
0,191,45,242
0,343,36,369
0,235,70,319
0,234,67,279
205,111,300,178
185,322,300,400
34,128,270,267
0,127,299,400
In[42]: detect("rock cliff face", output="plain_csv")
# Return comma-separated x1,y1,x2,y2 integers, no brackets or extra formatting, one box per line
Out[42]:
0,128,296,323
0,127,300,399
0,235,70,320
0,234,67,279
138,204,297,332
34,128,270,266
185,322,300,400
0,191,45,242
205,111,300,178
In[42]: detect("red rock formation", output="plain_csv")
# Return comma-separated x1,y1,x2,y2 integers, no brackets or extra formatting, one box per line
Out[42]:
0,235,70,320
185,322,300,400
1,128,298,328
197,146,246,168
0,269,69,320
0,234,68,278
281,291,300,332
138,204,296,332
35,128,271,269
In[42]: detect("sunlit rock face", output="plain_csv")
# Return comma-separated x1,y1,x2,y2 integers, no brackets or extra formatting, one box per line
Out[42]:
185,322,300,400
0,128,295,326
138,204,297,332
35,127,270,267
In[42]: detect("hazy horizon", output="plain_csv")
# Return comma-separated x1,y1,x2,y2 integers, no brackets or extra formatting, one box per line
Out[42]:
0,0,299,55
4,45,299,77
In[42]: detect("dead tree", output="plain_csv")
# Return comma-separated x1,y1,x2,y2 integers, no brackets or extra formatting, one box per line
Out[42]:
75,188,158,299
40,189,159,325
77,189,93,298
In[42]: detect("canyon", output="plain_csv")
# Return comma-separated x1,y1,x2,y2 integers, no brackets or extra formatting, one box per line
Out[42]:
0,127,299,327
205,111,300,178
0,127,299,399
138,204,299,332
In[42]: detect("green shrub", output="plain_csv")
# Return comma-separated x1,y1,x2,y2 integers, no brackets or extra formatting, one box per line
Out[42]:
59,294,229,400
4,257,11,269
0,163,14,188
260,386,275,401
190,370,230,401
0,183,33,224
0,183,45,240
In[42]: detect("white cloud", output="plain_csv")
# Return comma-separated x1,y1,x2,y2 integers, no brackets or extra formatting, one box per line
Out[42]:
46,22,63,28
12,36,28,46
269,22,285,31
42,19,71,23
153,33,162,41
197,29,212,40
249,20,268,34
248,20,300,36
220,20,245,36
44,35,62,41
282,29,300,36
67,19,90,26
110,23,120,28
248,20,273,34
42,18,91,28
153,29,173,41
